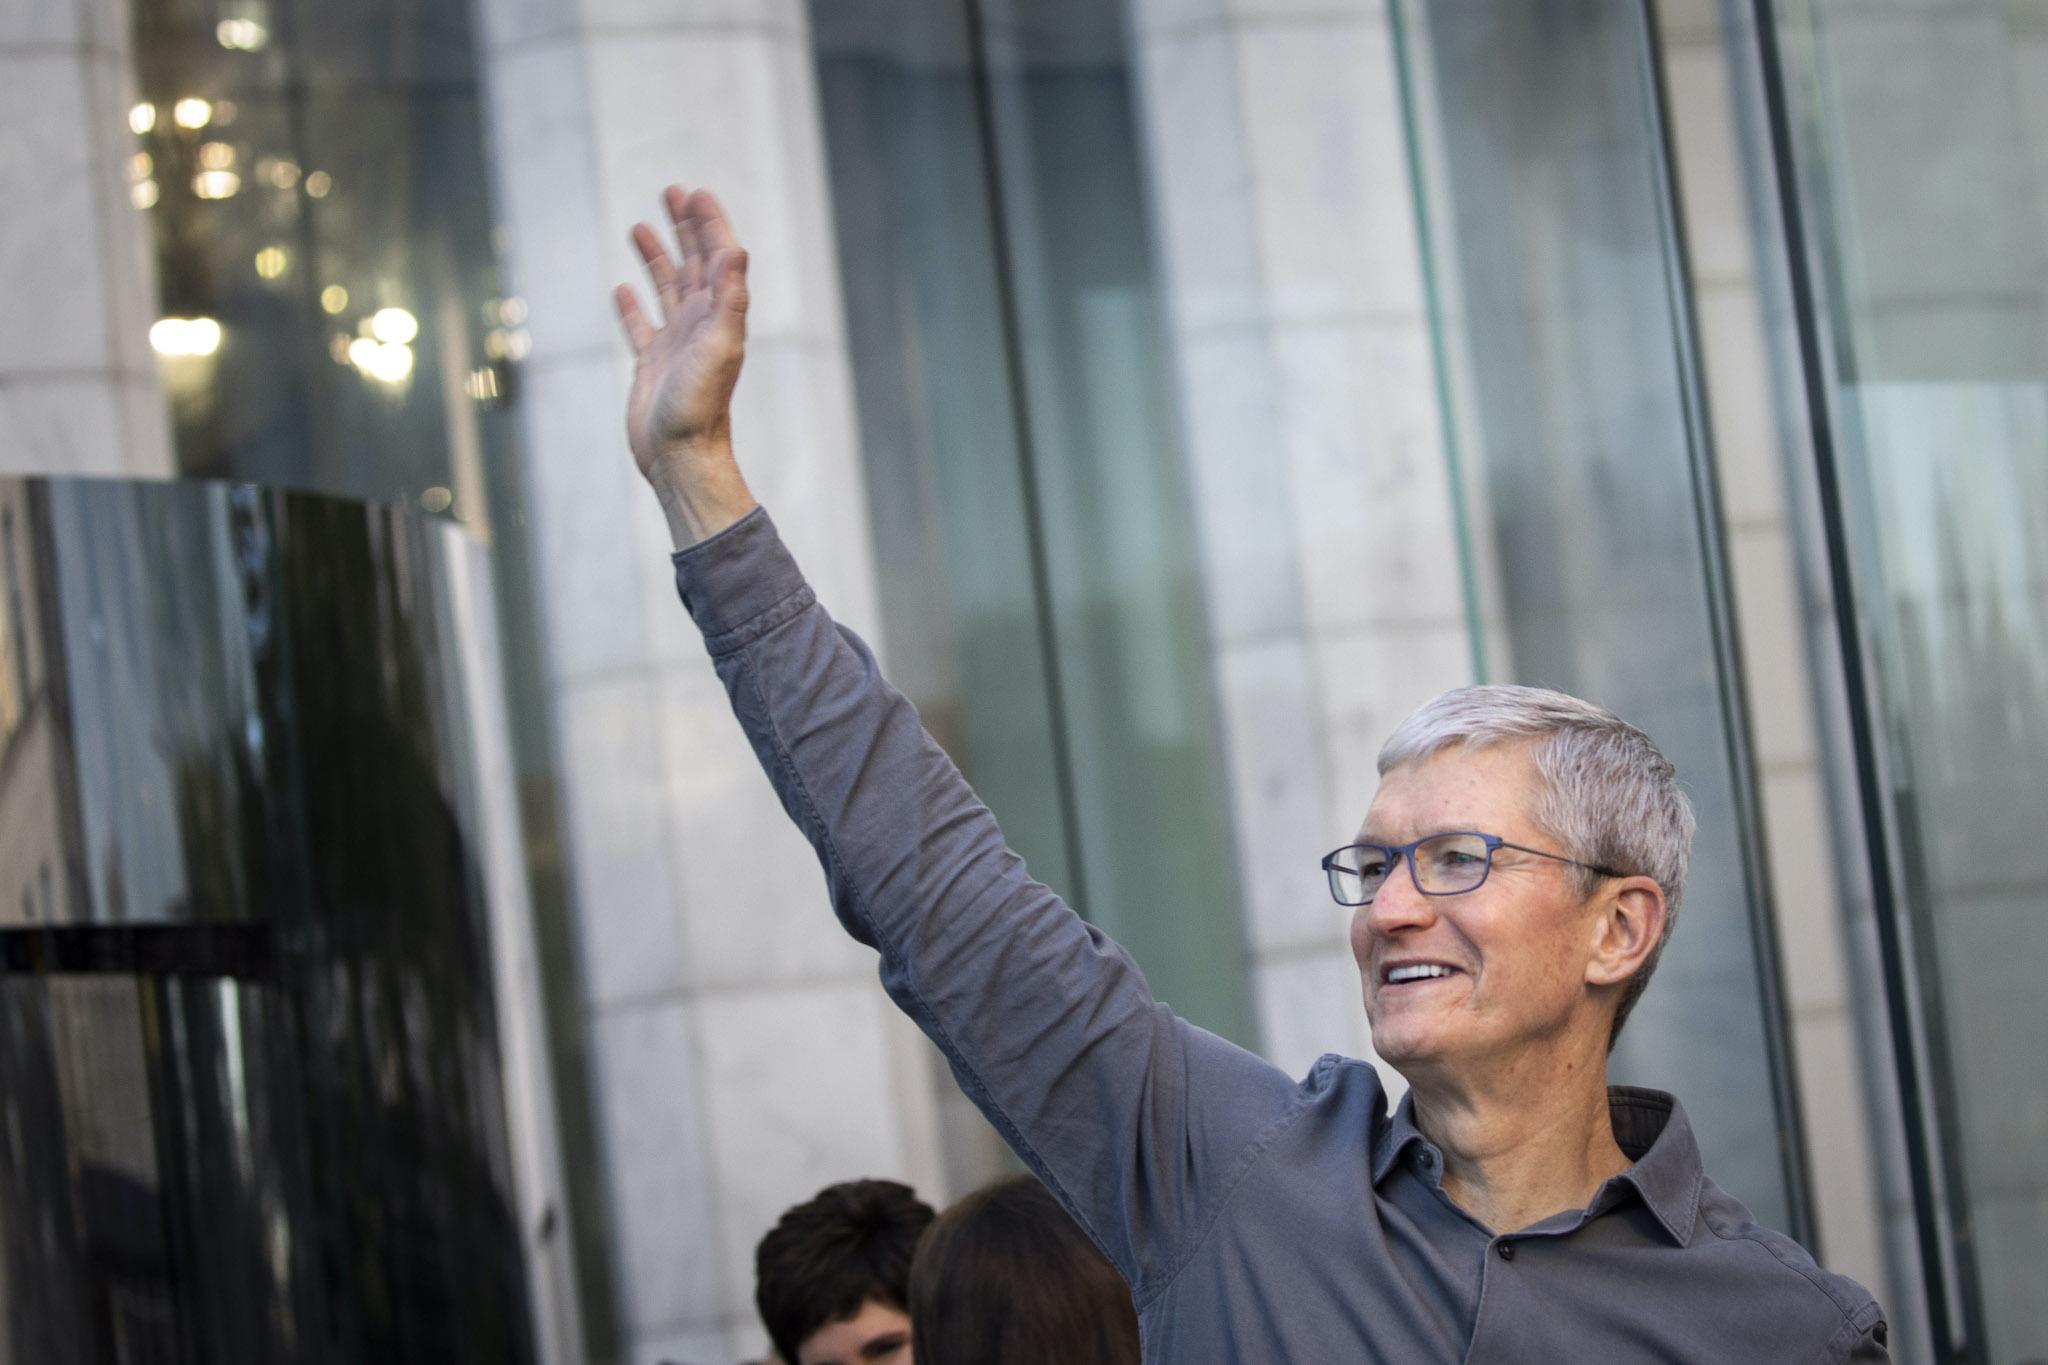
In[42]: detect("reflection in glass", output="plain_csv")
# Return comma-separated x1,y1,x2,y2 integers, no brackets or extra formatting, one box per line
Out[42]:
128,0,514,525
1394,0,1798,1231
811,1,1253,1045
0,479,533,1362
1771,0,2048,1353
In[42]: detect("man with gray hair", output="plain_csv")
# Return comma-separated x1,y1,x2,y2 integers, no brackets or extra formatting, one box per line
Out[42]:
613,186,1887,1361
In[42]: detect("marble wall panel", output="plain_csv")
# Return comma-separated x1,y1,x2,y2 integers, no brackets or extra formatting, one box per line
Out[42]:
1168,327,1303,646
1275,320,1463,635
1760,766,1850,1017
653,655,874,992
556,673,689,1006
1311,621,1472,835
695,983,913,1340
580,0,803,37
1789,1006,1886,1293
475,0,577,56
482,40,616,365
83,53,156,385
1662,42,1749,286
0,56,106,376
0,378,125,476
1695,285,1786,528
590,995,725,1337
1129,27,1265,335
1234,20,1422,323
1214,636,1339,953
1727,521,1818,769
631,1325,733,1365
519,354,651,682
586,30,836,350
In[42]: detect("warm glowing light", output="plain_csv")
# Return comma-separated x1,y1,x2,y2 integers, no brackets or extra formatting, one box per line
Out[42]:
319,285,349,314
420,487,453,514
213,100,238,124
193,169,241,200
483,329,506,360
151,317,223,357
503,329,532,361
498,296,528,326
254,246,289,279
198,141,235,170
304,170,331,199
129,152,153,180
464,366,502,401
129,102,157,134
330,333,354,364
260,157,300,189
130,179,160,210
216,18,268,49
347,337,414,384
172,97,212,129
369,307,418,345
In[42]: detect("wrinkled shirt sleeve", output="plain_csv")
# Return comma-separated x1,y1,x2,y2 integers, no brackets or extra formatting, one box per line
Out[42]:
672,509,1305,1293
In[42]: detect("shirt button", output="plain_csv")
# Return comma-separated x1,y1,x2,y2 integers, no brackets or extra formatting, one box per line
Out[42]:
1496,1241,1516,1261
1418,1150,1435,1168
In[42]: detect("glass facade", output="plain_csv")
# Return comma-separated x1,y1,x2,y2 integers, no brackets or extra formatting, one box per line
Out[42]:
129,0,515,519
0,479,530,1363
811,0,1254,1047
1764,0,2048,1355
1392,0,1801,1235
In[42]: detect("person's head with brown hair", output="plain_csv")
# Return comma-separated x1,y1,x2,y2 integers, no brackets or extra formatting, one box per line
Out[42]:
908,1175,1139,1365
754,1179,934,1365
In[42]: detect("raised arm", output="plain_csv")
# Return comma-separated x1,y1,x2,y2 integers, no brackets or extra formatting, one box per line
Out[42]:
611,186,1307,1297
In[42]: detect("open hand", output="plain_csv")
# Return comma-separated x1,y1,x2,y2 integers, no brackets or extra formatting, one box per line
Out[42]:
614,185,758,544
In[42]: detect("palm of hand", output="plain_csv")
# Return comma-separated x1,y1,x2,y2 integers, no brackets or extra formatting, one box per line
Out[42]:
615,187,749,482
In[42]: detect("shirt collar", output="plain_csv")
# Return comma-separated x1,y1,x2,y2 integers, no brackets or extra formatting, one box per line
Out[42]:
1605,1085,1703,1245
1373,1084,1704,1246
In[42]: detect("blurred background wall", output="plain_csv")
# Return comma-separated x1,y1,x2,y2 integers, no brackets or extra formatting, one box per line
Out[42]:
3,0,2045,1360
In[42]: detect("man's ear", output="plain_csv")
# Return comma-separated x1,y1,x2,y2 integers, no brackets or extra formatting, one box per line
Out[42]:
1585,877,1667,988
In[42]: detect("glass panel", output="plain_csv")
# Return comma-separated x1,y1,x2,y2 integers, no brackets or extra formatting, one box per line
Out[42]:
130,0,512,521
810,1,1254,1045
0,479,533,1361
1394,0,1797,1231
1769,0,2048,1354
121,6,613,1346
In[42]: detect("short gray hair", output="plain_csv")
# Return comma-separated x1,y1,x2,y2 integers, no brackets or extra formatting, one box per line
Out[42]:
1376,684,1695,1049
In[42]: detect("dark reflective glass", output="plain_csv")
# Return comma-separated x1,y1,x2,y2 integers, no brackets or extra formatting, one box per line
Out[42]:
0,478,533,1364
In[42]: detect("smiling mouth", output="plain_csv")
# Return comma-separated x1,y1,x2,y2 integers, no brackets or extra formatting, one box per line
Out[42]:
1382,963,1462,986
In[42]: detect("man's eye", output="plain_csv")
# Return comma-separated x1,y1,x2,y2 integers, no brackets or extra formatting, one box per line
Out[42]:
1355,855,1392,879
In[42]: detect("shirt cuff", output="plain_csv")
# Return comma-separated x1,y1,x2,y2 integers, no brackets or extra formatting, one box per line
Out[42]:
670,505,817,658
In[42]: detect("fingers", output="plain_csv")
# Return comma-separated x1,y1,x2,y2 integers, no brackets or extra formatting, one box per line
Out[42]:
670,186,707,292
632,221,683,320
613,284,654,351
690,188,740,252
709,246,749,321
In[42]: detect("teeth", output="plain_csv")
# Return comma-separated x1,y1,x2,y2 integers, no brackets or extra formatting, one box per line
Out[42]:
1387,964,1456,984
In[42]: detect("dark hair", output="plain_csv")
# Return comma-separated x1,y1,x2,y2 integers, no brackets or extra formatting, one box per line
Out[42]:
908,1175,1139,1365
755,1179,935,1364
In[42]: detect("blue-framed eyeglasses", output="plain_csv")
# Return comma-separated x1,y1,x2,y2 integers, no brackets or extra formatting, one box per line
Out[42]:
1320,831,1625,906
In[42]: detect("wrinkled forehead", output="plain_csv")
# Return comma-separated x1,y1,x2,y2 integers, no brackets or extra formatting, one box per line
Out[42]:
1356,738,1546,842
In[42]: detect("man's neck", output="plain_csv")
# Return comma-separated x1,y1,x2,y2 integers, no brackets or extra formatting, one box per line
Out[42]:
1406,1047,1629,1236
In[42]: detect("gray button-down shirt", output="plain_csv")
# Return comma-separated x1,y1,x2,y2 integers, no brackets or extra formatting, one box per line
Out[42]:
674,509,1888,1363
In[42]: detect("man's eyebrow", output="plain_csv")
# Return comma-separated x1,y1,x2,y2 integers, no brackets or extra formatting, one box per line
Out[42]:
858,1333,909,1360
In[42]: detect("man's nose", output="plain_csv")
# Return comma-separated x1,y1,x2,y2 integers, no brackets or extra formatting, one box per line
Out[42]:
1362,853,1438,936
